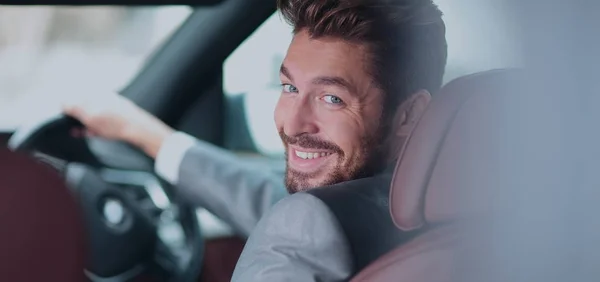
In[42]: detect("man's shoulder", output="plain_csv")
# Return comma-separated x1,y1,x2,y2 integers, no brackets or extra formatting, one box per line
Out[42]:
306,172,413,271
254,192,344,239
232,193,353,282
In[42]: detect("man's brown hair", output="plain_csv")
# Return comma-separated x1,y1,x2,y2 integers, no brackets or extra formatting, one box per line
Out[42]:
277,0,447,131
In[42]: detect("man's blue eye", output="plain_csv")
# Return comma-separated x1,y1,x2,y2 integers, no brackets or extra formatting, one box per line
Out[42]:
323,95,344,104
282,84,298,93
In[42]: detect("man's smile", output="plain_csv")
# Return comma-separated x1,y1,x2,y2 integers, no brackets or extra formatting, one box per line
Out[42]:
288,146,337,174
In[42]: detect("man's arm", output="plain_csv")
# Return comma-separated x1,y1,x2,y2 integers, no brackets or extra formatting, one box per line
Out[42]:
63,94,286,238
231,193,354,282
155,131,287,237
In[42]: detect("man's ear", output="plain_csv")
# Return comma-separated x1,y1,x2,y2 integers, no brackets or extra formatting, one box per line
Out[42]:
393,89,432,138
384,89,431,164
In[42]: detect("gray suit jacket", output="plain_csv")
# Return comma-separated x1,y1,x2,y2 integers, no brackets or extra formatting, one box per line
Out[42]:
171,141,354,281
230,170,401,282
173,141,287,237
231,193,353,282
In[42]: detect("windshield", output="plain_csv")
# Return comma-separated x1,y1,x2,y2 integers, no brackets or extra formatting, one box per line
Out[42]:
0,6,192,130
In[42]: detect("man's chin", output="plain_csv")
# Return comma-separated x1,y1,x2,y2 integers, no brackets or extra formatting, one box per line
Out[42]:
285,176,314,194
285,170,346,194
285,173,319,194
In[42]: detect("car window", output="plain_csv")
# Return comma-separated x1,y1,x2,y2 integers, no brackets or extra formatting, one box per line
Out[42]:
224,0,520,157
0,6,192,130
223,13,292,157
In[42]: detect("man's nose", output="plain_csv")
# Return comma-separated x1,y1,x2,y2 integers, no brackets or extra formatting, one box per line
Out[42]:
283,99,318,137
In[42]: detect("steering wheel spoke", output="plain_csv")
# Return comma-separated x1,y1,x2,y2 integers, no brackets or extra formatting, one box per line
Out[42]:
32,151,69,174
100,169,172,211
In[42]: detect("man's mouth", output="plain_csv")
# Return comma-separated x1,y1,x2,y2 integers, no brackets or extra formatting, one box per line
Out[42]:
288,146,336,173
294,150,333,160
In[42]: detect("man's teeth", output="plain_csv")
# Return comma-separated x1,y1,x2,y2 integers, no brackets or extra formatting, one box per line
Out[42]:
295,150,332,160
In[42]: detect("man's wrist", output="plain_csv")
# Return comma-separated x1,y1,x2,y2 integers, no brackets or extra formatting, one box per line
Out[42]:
123,123,174,159
154,131,197,184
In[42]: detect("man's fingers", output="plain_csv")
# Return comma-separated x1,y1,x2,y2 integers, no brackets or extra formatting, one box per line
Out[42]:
62,104,78,116
85,129,99,137
62,104,87,121
70,129,100,139
69,127,86,138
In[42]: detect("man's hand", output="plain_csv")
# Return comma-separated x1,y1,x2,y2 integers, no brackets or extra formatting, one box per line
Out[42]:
62,93,174,159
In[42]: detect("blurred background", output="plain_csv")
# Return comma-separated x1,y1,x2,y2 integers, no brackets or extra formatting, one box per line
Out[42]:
0,6,192,128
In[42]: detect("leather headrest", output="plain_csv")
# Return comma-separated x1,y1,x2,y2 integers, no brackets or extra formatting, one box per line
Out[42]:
390,69,525,231
0,149,86,281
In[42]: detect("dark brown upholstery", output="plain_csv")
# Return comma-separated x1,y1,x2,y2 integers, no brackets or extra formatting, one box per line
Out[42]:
198,237,246,282
352,69,525,281
0,149,87,282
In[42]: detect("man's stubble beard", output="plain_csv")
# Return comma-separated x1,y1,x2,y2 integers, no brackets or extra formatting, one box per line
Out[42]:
280,129,386,194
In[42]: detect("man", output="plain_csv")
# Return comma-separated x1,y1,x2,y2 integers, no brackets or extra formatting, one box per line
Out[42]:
229,1,446,280
64,0,447,271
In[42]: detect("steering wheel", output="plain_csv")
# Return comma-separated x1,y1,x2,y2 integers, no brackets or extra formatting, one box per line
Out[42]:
8,114,204,282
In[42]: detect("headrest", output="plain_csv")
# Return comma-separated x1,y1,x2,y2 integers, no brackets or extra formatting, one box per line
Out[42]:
390,69,525,231
0,149,86,281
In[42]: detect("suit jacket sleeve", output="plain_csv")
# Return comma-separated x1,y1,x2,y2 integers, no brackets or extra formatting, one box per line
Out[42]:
231,193,353,282
157,132,287,238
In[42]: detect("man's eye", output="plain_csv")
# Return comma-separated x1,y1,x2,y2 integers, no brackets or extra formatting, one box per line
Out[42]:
323,95,344,105
281,84,298,93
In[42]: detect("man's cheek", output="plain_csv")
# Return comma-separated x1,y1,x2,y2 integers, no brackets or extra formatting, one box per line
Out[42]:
273,97,287,129
332,135,361,161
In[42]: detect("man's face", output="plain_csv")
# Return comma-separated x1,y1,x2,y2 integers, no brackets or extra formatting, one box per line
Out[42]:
275,30,384,193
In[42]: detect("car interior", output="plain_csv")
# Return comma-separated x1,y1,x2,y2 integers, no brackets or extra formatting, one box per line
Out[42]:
0,0,596,282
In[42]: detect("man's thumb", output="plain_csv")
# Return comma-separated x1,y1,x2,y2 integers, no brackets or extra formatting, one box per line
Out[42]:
62,104,87,123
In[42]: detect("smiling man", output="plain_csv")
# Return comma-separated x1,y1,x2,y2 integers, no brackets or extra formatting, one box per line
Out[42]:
277,34,385,192
64,0,446,278
230,1,447,280
275,4,447,195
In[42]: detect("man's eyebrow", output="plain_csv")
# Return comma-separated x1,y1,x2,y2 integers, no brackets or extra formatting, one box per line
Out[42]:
312,76,357,95
280,65,293,81
280,65,357,96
